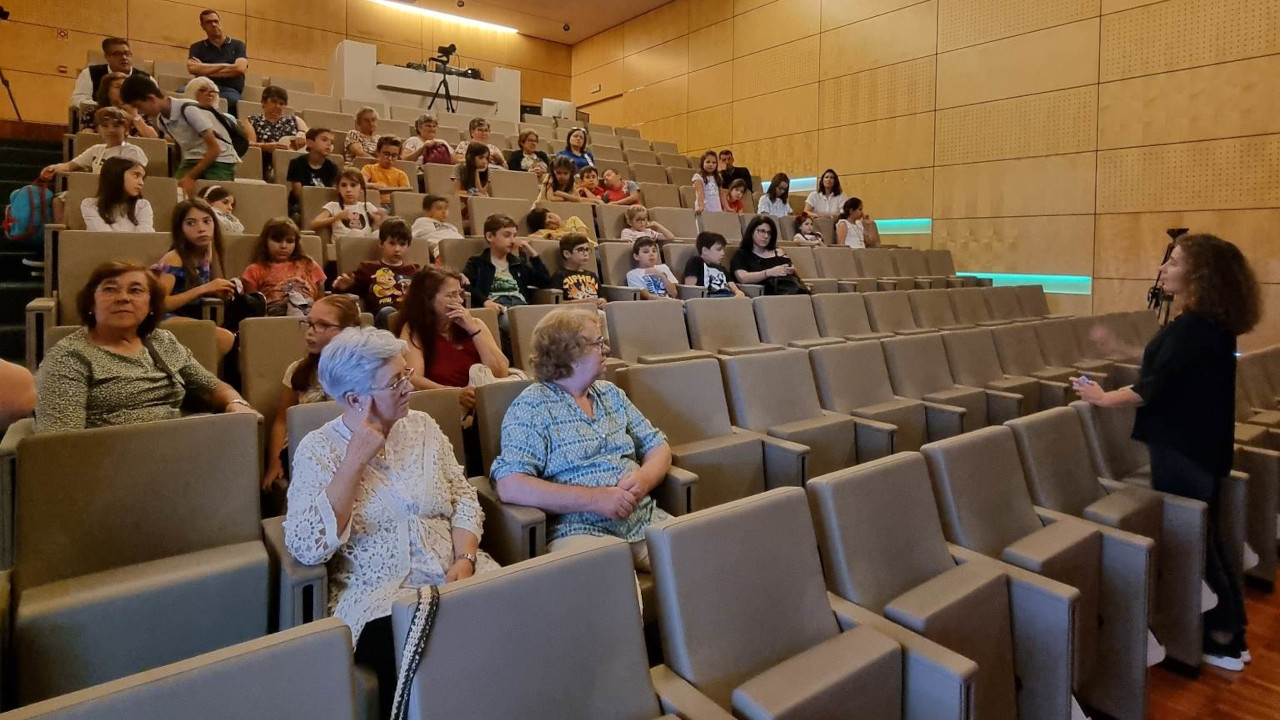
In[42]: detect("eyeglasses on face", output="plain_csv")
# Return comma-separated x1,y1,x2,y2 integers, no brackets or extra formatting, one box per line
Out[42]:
375,368,415,393
299,318,342,332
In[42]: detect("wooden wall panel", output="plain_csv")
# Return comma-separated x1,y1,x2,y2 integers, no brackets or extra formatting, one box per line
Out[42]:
129,39,196,64
245,17,342,70
625,75,688,123
572,25,624,74
818,112,935,174
130,0,245,51
1091,278,1157,314
352,38,422,68
346,0,420,47
245,58,332,92
687,104,734,150
885,232,933,250
0,70,77,122
1047,294,1095,316
819,0,938,80
1099,0,1280,82
933,215,1095,274
0,24,106,79
732,131,820,179
1094,210,1280,283
572,59,629,106
731,84,817,143
1100,0,1162,14
689,0,734,31
248,0,345,34
935,86,1097,165
936,18,1099,108
582,95,627,127
1097,135,1280,213
167,0,244,13
688,62,734,111
521,70,572,106
938,0,1099,53
821,0,927,32
626,36,689,89
624,0,689,57
733,0,821,57
732,38,819,100
933,152,1097,218
735,0,774,13
639,114,690,151
1098,55,1280,149
2,0,128,36
844,168,934,218
819,56,935,128
688,19,733,71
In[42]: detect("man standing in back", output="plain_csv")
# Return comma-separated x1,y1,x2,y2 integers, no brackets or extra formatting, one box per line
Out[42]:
717,148,753,193
187,9,248,117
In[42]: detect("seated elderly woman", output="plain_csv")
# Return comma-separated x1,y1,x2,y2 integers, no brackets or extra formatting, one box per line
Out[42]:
283,326,498,715
34,260,254,433
490,309,673,570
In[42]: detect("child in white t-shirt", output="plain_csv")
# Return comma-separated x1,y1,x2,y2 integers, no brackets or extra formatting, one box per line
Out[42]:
410,194,463,261
40,107,149,223
625,236,678,300
311,167,384,239
793,212,824,245
619,205,675,243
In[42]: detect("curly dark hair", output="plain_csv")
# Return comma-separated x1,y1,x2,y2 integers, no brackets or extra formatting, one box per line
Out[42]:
395,266,469,373
1175,233,1261,336
77,261,165,336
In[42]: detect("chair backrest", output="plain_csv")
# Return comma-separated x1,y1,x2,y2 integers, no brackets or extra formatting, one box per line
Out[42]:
222,233,323,278
56,231,172,321
286,389,467,466
63,173,178,232
506,304,597,372
12,618,357,720
333,235,431,275
806,453,957,613
648,207,698,238
535,200,596,237
880,333,956,399
45,319,218,375
720,348,825,430
489,169,540,203
614,126,641,138
604,300,692,363
597,241,635,286
752,295,824,346
192,180,288,235
920,426,1044,556
1014,285,1051,317
298,108,352,133
234,147,264,182
989,322,1051,376
1006,407,1106,517
952,285,998,325
615,358,734,446
595,203,629,239
476,380,534,472
811,292,875,338
592,145,625,162
422,163,456,195
864,291,923,334
467,197,531,235
1127,310,1160,345
1033,318,1085,366
939,327,1005,387
809,340,897,412
69,133,170,178
14,413,261,591
397,537,660,720
656,152,689,167
986,286,1028,322
626,149,659,165
893,249,933,278
685,297,763,353
854,248,897,278
273,76,316,93
629,163,668,184
785,245,820,279
908,289,961,330
619,136,649,151
813,246,859,278
1070,400,1150,480
646,487,840,708
438,236,487,273
924,249,958,276
238,316,306,423
389,191,464,230
595,159,630,180
677,185,696,208
638,183,681,209
699,211,741,239
651,140,679,153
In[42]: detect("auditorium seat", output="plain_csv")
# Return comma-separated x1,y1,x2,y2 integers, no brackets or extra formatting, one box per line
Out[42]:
1071,314,1142,372
664,166,692,185
864,291,939,336
224,232,323,278
389,537,699,720
620,137,650,152
59,172,179,232
647,207,698,239
940,327,1058,416
906,289,974,332
698,211,742,239
651,140,679,153
237,316,306,437
646,487,966,720
1032,318,1115,385
990,322,1104,386
437,236,487,274
68,132,170,178
592,145,625,162
947,287,1008,327
1233,443,1280,588
271,76,315,94
921,426,1154,720
752,295,844,349
389,191,464,231
7,618,358,720
677,185,696,209
807,453,1078,720
234,147,265,181
488,119,517,136
882,334,1023,431
421,162,456,195
685,297,782,355
812,247,878,292
595,244,653,302
891,249,950,289
192,179,288,234
596,203,629,239
782,246,838,294
1,414,268,705
298,186,376,254
985,286,1038,324
489,168,539,203
40,318,218,377
298,107,357,134
1007,407,1208,670
595,159,630,179
617,359,804,509
535,200,596,238
626,150,659,166
507,304,602,371
614,126,642,138
1014,284,1071,319
270,148,344,184
629,163,670,185
924,250,986,287
604,300,712,364
854,249,914,290
467,197,533,235
809,340,944,453
721,349,891,476
810,293,893,342
638,183,682,209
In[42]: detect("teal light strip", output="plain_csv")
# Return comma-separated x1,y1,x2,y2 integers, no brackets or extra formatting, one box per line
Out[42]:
957,272,1093,296
876,218,932,235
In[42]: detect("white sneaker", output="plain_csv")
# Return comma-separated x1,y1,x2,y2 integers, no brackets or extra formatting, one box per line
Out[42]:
1202,581,1219,612
1244,542,1260,571
1203,653,1245,672
1070,695,1089,720
1146,630,1167,667
1242,649,1253,664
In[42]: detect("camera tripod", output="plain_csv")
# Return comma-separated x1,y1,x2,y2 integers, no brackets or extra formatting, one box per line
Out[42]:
1147,227,1188,325
428,44,458,114
0,7,21,121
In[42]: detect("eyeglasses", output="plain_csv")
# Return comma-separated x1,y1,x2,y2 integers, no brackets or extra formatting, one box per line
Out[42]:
299,318,342,332
585,336,609,352
106,50,133,58
375,368,415,393
571,246,592,255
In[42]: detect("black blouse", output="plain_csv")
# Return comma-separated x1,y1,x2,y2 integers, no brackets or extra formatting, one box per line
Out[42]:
1132,311,1237,477
729,249,805,295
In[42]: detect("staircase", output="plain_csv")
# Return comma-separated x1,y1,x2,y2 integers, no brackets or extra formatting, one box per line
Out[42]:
0,138,60,362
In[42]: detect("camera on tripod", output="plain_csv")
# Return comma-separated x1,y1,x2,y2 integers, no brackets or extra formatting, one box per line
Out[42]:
1147,227,1189,321
431,44,457,68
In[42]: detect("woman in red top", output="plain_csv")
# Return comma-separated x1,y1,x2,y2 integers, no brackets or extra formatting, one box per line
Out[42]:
397,267,510,413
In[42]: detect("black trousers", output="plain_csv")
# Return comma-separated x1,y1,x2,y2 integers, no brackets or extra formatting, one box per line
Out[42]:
354,616,396,719
1147,443,1247,652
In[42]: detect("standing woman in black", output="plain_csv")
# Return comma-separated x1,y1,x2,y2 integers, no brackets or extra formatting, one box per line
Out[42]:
1074,233,1261,672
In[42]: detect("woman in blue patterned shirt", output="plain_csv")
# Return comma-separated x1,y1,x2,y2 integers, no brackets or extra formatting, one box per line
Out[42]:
490,308,672,570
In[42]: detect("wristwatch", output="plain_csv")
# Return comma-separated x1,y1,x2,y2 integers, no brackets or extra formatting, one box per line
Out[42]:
457,552,477,566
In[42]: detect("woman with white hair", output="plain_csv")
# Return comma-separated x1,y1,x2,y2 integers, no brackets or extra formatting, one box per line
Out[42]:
183,77,221,109
283,326,498,715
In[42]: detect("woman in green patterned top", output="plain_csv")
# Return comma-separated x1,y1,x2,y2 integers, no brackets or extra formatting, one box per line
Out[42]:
34,260,256,433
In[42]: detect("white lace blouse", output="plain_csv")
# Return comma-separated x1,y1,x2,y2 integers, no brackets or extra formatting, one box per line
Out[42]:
283,410,497,643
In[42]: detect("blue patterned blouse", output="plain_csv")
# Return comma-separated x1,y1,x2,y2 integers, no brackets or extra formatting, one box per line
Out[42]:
489,380,669,543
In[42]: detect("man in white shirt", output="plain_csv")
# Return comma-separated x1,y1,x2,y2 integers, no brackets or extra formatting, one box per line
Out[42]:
121,75,239,197
69,37,151,108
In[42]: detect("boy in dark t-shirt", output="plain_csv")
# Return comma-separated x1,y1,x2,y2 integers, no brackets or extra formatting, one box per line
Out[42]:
332,218,419,326
683,232,745,299
286,128,339,217
550,234,605,307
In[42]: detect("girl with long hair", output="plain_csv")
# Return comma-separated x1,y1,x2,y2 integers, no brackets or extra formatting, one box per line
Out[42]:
81,156,153,232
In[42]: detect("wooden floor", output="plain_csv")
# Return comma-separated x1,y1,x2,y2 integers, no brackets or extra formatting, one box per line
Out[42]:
1148,576,1280,719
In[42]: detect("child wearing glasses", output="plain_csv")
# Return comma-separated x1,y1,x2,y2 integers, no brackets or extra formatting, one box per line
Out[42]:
361,136,413,208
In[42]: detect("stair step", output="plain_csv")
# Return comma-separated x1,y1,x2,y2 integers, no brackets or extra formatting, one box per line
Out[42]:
0,282,42,325
0,325,24,364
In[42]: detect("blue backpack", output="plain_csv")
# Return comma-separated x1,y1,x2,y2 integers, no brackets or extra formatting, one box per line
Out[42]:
3,181,54,242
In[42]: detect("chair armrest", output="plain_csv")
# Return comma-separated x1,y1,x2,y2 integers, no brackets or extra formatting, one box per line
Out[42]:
874,279,898,291
1235,423,1271,448
531,288,563,305
1083,486,1164,537
786,337,845,350
676,284,707,300
984,388,1024,424
738,283,764,298
806,277,838,294
637,349,717,364
827,593,976,720
650,665,737,720
1235,444,1279,582
470,475,546,565
845,332,894,342
735,428,808,488
0,420,34,568
261,516,327,631
602,285,641,302
25,296,56,371
200,296,225,325
717,343,785,357
921,401,965,441
851,416,896,463
654,465,697,516
838,278,877,293
893,327,939,337
1078,369,1111,390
